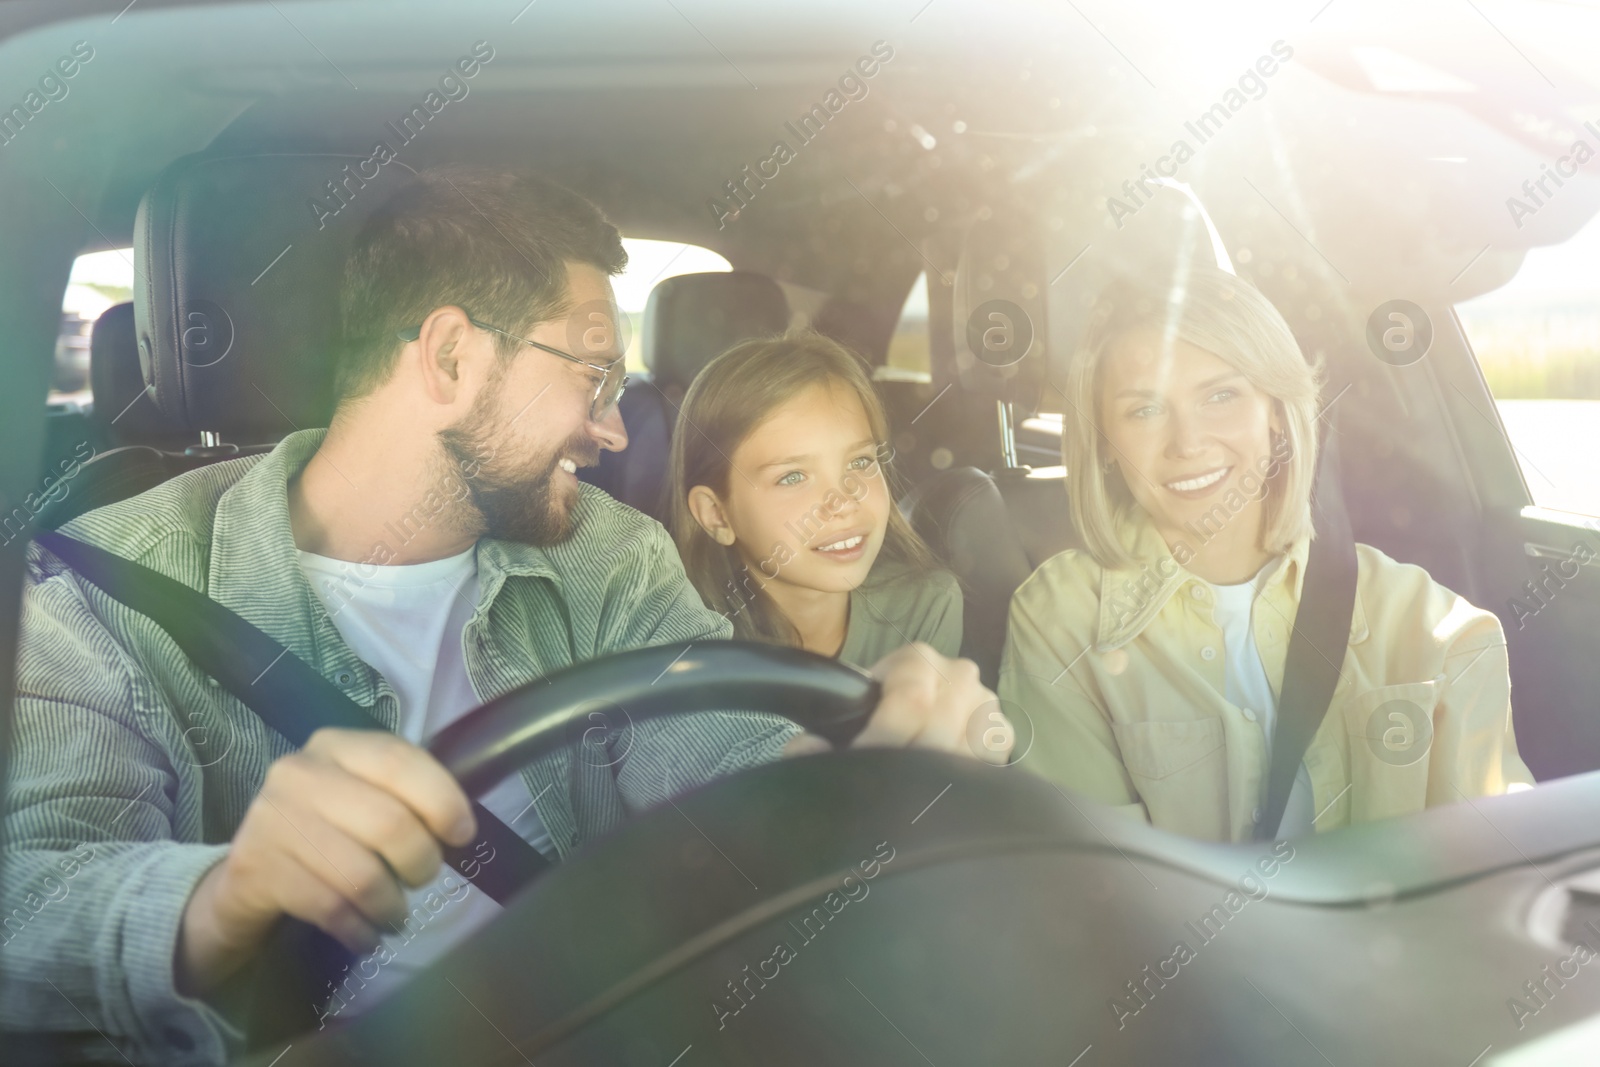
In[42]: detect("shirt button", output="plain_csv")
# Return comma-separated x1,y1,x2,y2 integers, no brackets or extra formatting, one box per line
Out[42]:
335,670,354,686
1200,646,1217,661
1252,806,1264,824
1242,707,1258,723
1190,585,1207,600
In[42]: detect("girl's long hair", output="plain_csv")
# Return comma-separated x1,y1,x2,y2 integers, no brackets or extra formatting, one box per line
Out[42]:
668,330,941,645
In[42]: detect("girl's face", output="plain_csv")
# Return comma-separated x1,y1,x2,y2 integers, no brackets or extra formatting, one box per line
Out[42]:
1097,326,1281,551
694,381,891,596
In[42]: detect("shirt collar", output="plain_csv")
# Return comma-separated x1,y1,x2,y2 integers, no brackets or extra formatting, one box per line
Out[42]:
208,429,328,655
1093,512,1366,649
207,428,566,677
474,537,564,607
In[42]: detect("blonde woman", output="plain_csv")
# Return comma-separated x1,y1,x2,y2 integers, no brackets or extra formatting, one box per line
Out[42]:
1000,266,1532,841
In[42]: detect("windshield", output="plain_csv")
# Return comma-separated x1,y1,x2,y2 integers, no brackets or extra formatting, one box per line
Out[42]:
4,2,1600,1065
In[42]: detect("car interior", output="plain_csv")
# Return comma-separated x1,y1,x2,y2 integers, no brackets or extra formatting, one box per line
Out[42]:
6,0,1600,1064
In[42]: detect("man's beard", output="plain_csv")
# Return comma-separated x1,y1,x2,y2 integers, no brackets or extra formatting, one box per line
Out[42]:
436,376,599,547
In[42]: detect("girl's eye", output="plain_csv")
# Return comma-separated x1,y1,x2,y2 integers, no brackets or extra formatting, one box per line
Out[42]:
1128,403,1160,419
776,470,805,487
1207,388,1239,404
848,455,876,471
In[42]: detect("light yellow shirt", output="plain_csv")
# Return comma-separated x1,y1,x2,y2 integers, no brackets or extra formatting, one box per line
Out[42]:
998,516,1534,841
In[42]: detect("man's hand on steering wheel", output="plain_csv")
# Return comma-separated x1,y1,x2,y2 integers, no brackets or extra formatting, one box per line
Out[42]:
784,644,1012,765
175,729,478,998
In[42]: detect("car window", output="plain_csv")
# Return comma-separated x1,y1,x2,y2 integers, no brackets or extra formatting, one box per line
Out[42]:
54,248,133,406
1456,217,1600,519
614,238,730,371
883,271,931,381
52,240,723,394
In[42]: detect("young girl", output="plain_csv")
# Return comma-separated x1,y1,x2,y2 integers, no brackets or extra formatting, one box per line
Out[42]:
1000,266,1532,841
668,331,961,669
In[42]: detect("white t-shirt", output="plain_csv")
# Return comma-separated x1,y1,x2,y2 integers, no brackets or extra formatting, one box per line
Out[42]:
297,545,553,1012
1206,564,1316,839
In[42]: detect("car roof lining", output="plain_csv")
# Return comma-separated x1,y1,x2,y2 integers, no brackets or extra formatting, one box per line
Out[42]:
12,0,1600,303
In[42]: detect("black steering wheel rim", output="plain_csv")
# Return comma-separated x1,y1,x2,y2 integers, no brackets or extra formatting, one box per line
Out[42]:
426,639,881,797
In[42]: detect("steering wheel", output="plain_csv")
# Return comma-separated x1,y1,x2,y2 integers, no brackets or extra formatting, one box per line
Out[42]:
428,639,880,798
245,640,882,1047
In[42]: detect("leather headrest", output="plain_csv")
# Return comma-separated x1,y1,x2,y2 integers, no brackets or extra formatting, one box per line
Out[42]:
948,218,1050,408
641,271,788,391
89,302,185,447
133,153,415,438
945,185,1223,414
812,295,896,362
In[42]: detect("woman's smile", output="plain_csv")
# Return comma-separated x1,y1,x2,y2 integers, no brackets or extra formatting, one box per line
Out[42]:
1162,465,1232,499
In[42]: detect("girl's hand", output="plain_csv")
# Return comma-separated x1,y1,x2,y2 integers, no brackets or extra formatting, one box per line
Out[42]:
783,643,1013,765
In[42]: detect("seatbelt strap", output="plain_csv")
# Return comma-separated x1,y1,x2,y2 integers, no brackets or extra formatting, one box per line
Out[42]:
1255,440,1358,841
31,530,552,897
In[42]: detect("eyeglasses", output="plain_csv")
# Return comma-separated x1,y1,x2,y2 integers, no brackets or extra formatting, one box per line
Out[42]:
397,316,630,422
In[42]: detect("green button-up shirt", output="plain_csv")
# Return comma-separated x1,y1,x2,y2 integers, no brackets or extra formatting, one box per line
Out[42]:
1,429,795,1065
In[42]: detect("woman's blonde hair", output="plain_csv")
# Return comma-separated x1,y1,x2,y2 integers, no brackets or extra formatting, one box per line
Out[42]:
1061,265,1324,569
668,330,941,644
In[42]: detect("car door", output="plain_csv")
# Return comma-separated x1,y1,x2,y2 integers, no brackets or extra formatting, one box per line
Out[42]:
1446,215,1600,781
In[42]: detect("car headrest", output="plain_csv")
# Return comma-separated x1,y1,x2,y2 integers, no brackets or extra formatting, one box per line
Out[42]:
89,302,186,447
641,271,789,393
947,218,1051,408
943,184,1225,415
812,294,896,362
133,152,415,439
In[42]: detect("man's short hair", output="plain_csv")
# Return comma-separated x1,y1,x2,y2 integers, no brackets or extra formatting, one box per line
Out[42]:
334,165,628,403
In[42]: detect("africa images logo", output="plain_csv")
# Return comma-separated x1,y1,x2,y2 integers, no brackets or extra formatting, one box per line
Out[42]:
1109,841,1296,1030
1104,40,1294,229
0,41,95,149
710,841,896,1030
706,40,895,229
307,40,496,230
0,441,97,548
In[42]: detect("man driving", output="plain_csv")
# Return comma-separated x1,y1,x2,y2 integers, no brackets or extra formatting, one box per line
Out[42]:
1,166,1004,1065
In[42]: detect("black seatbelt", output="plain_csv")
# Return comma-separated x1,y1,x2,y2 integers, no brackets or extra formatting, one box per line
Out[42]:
1255,436,1358,841
32,529,553,1041
33,529,551,893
